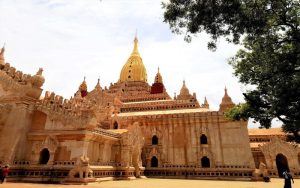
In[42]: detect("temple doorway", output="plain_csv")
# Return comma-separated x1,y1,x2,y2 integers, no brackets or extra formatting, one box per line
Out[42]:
276,153,289,177
151,156,158,167
201,156,210,168
39,148,50,164
113,122,118,129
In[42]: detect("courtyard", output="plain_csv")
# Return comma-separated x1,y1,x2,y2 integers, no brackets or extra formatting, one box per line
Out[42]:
0,178,299,188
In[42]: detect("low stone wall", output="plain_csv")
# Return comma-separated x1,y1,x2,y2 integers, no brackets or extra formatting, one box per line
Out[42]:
144,168,253,180
7,165,144,183
7,166,70,183
267,169,300,178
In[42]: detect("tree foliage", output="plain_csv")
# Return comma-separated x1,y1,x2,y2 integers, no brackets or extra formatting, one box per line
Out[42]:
163,0,300,142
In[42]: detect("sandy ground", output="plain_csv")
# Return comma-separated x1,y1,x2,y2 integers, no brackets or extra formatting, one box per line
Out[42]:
0,178,298,188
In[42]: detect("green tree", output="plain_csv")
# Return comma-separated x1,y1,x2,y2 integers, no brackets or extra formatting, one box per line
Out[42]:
163,0,300,142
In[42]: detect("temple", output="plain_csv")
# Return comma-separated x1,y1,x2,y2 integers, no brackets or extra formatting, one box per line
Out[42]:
0,38,299,184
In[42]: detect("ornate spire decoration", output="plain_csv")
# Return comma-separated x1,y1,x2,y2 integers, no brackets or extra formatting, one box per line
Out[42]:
151,67,164,94
31,68,45,88
202,96,209,109
79,76,88,97
131,33,140,56
177,80,193,100
179,80,190,96
219,86,235,112
0,43,6,65
94,77,102,91
154,67,163,84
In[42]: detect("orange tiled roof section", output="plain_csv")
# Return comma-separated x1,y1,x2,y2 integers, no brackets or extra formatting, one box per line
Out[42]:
248,128,285,136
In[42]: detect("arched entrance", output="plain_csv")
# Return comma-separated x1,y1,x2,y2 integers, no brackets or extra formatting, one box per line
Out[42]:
151,156,158,167
113,122,118,129
201,156,210,168
276,153,289,177
39,148,50,164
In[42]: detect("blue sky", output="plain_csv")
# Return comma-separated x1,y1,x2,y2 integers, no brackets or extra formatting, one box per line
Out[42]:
0,0,277,128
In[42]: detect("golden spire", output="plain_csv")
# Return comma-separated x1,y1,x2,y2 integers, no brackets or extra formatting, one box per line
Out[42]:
131,34,140,56
0,43,5,65
119,35,148,83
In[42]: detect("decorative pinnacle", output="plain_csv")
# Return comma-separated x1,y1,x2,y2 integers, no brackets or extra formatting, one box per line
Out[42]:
204,96,208,104
132,32,139,55
0,43,5,54
224,86,228,96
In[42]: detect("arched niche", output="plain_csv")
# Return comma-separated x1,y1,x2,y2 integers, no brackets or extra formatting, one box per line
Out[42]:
276,153,289,177
201,156,210,168
200,134,208,144
39,148,50,165
152,135,158,145
151,156,158,167
113,121,118,129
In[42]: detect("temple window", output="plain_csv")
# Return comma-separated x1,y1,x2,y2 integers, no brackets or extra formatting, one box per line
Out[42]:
152,135,158,145
200,134,208,144
39,148,50,165
201,156,210,168
151,156,158,167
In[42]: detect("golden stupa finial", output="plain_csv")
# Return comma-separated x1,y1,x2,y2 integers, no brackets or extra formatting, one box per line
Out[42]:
132,31,139,56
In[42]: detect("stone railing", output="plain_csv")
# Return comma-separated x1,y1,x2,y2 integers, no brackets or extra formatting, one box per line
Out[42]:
144,168,253,179
161,164,251,169
13,161,30,166
53,161,76,166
